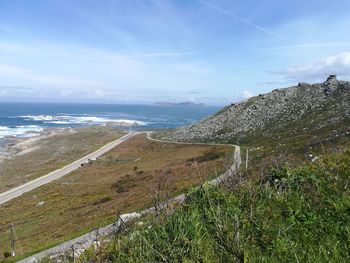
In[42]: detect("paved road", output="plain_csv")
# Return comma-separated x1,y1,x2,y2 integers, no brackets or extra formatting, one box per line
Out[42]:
146,132,241,185
0,132,136,206
17,133,241,263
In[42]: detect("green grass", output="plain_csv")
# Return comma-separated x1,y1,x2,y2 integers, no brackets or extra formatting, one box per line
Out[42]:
0,126,125,193
76,148,350,263
212,105,231,117
235,114,350,172
0,135,232,261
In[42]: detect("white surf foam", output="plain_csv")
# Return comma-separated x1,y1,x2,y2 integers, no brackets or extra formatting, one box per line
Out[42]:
0,125,43,138
20,115,147,126
20,115,55,121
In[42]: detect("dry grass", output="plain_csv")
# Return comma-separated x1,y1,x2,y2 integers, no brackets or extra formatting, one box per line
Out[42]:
0,126,125,193
0,134,233,260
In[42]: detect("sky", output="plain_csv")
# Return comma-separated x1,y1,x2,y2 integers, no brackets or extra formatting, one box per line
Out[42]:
1,0,350,105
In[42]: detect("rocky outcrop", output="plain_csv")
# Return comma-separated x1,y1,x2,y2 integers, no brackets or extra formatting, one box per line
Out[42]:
158,75,350,143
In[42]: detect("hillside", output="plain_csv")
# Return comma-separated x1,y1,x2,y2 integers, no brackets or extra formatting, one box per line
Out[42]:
63,147,350,263
0,135,232,261
157,75,350,151
33,76,350,263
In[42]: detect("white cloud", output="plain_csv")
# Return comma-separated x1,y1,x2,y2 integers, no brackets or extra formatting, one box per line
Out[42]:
272,52,350,81
130,51,202,58
0,64,101,88
0,85,41,98
0,40,219,103
243,90,254,99
198,0,277,36
255,42,350,52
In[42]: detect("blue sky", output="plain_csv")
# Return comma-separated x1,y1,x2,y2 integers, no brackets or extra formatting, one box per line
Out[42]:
1,0,350,105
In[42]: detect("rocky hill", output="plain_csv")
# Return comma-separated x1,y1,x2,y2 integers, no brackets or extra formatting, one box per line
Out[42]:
157,75,350,146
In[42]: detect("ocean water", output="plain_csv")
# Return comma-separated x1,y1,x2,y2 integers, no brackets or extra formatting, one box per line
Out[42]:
0,102,220,139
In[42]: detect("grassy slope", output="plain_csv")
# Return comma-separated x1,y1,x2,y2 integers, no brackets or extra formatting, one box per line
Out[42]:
0,126,126,193
68,87,349,262
73,101,350,262
0,135,232,261
79,148,350,263
222,89,349,165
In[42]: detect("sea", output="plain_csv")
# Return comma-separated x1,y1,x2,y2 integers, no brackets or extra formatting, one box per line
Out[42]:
0,102,220,139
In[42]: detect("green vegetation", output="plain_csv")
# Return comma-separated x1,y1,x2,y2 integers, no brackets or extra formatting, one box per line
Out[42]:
0,135,232,261
0,126,125,193
77,148,350,262
187,150,226,163
212,105,231,117
234,103,350,166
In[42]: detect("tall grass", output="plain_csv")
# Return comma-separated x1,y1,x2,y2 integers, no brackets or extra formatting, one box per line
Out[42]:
55,149,350,262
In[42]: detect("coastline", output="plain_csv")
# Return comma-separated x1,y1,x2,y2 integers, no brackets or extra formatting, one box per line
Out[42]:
0,128,75,163
0,121,148,164
0,126,128,193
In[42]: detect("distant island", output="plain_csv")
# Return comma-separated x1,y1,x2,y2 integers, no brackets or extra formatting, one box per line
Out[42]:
154,101,205,107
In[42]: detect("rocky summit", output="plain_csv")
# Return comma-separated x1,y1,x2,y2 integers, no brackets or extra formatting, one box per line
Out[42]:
158,75,350,143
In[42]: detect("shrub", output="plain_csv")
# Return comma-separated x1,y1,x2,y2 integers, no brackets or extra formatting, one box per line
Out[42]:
3,251,11,258
79,148,350,262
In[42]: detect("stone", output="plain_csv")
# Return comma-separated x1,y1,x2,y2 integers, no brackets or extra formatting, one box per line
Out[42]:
157,76,349,143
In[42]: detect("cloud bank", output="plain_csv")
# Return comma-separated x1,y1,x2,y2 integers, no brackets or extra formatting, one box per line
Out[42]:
272,52,350,81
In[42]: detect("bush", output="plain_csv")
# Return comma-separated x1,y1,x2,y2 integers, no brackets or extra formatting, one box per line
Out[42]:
187,151,225,163
79,149,350,262
93,196,112,205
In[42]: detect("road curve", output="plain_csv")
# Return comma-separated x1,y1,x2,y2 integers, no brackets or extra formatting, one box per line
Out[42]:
146,132,241,185
17,133,241,263
0,132,136,206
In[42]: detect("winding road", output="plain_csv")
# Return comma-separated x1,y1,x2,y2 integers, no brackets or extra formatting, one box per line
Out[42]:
0,132,137,206
1,132,239,262
146,132,241,186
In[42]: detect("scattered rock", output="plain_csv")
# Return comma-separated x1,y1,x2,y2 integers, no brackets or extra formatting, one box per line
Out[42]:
158,75,350,143
322,75,339,95
37,201,45,207
298,82,309,87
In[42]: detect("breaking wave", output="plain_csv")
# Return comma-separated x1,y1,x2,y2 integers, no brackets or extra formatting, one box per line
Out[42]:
0,125,43,139
19,115,148,126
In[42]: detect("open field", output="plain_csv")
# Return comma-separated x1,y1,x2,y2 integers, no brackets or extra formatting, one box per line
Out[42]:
0,134,233,261
0,126,126,193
